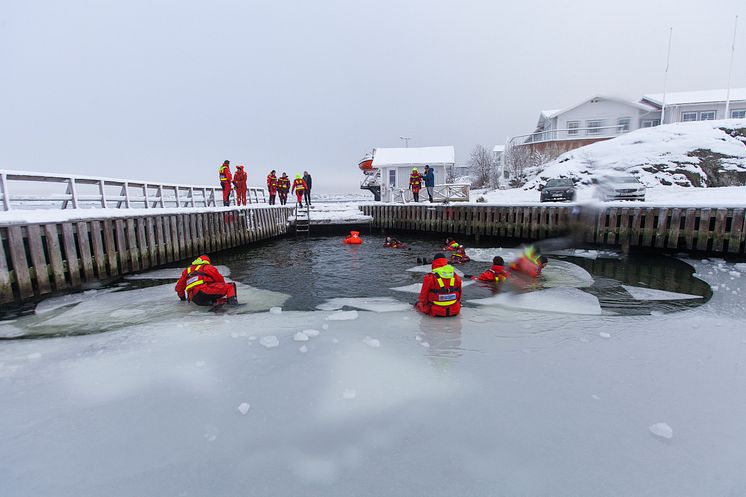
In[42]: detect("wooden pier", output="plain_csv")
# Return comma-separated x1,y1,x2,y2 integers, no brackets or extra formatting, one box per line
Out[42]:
0,206,294,306
359,204,746,256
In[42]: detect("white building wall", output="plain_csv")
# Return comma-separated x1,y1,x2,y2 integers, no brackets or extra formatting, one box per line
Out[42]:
556,99,651,140
660,101,746,124
379,164,447,202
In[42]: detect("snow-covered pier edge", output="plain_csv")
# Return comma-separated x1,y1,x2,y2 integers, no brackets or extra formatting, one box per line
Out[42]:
0,205,295,306
360,203,746,256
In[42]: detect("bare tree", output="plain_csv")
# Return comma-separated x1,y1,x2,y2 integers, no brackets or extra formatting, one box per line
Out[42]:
468,144,495,188
504,143,531,187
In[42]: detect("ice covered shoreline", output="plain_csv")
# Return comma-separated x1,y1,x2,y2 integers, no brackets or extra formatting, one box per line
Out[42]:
1,260,745,496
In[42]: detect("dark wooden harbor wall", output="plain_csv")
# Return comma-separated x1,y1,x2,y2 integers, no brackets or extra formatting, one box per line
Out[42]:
0,206,294,305
359,204,746,256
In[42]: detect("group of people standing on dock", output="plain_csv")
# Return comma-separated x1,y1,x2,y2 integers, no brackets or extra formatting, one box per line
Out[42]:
217,160,312,208
266,170,312,208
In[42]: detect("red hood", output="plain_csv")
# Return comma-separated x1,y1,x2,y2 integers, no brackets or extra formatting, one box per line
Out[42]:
491,265,505,271
432,257,449,269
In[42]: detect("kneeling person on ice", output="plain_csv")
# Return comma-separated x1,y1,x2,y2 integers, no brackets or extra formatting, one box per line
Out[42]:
415,253,462,317
175,255,238,306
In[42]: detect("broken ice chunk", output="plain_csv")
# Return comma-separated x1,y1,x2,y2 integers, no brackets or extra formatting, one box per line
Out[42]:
260,336,280,348
599,332,611,339
238,402,251,415
342,388,357,400
326,310,359,321
303,329,320,337
293,332,309,342
269,307,283,315
649,422,673,440
363,336,381,348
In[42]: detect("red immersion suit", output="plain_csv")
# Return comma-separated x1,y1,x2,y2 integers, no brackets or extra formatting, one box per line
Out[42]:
415,257,462,317
233,166,248,206
175,256,237,306
475,265,510,283
292,177,308,207
219,162,232,206
266,173,278,205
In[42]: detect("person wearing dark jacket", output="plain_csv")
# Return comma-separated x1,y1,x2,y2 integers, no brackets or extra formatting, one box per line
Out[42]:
423,165,435,202
303,171,312,206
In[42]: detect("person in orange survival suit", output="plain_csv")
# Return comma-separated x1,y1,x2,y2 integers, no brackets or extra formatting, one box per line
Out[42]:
233,165,248,206
291,174,308,208
409,168,422,202
175,255,238,306
266,170,278,205
415,253,463,317
509,246,548,278
450,244,470,264
218,160,232,206
442,237,460,251
472,256,511,283
277,172,290,205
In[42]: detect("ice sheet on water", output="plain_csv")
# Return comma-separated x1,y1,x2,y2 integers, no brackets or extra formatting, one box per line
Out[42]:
124,266,230,280
622,285,702,301
649,422,673,440
325,310,359,321
546,249,621,260
406,264,464,277
469,287,602,315
34,288,119,315
391,280,474,294
316,297,411,313
0,322,25,338
260,336,280,348
293,332,309,342
540,260,594,288
23,282,289,337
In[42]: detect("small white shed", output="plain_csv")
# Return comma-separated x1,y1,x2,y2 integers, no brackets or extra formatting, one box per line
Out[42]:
372,146,455,202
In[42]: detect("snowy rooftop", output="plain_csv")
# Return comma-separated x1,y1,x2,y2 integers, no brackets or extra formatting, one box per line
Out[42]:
642,88,746,106
372,146,455,166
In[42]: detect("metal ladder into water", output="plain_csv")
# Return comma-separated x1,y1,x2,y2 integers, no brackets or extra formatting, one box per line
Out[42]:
294,204,311,235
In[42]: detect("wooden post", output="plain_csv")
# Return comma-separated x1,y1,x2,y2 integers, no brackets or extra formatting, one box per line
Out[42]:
0,228,14,303
45,224,68,289
61,222,82,286
90,220,107,278
102,220,119,276
76,221,95,281
728,208,744,254
27,225,52,295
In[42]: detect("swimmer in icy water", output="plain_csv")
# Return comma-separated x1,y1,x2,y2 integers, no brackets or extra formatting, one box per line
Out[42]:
414,253,462,317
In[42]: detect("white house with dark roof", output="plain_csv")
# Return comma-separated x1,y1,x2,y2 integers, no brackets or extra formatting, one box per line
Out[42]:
370,146,454,202
640,88,746,124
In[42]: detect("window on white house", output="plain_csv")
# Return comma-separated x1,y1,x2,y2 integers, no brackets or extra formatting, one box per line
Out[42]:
732,109,746,119
567,121,580,136
388,170,396,188
641,119,661,128
617,117,631,133
699,111,716,121
586,120,604,135
682,112,698,122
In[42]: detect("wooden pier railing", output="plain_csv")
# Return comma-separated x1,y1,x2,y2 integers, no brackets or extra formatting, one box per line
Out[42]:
0,206,294,305
359,204,746,255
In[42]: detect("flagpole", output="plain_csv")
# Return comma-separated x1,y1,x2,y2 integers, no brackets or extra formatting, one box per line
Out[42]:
725,15,739,119
661,27,673,125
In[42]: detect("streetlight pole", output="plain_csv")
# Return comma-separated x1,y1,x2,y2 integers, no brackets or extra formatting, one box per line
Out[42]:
661,27,673,125
725,15,739,119
399,136,412,148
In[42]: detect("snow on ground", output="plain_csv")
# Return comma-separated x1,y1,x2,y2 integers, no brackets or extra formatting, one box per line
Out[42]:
523,118,746,189
1,258,746,496
289,201,373,225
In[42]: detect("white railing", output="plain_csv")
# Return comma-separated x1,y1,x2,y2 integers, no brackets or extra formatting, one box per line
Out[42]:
508,124,629,147
391,183,470,203
0,170,266,211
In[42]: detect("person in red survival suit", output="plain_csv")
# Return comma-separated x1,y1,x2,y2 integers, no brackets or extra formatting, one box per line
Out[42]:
415,253,463,317
509,246,548,278
450,244,470,264
266,170,278,205
218,160,233,206
473,256,511,283
233,165,248,206
409,168,422,202
175,255,238,306
277,172,290,205
291,174,308,208
442,237,460,251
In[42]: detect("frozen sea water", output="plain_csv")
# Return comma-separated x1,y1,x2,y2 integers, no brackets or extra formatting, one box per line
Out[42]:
0,259,744,496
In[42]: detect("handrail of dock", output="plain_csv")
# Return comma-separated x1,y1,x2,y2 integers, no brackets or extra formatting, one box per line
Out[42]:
0,169,267,211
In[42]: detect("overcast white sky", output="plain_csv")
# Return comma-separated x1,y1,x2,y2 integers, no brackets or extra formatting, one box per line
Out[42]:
1,0,744,193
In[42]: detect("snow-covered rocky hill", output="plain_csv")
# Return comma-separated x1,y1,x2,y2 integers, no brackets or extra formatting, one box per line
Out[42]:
523,119,746,189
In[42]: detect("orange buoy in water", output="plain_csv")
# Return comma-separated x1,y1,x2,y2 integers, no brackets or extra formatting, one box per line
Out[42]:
343,231,363,244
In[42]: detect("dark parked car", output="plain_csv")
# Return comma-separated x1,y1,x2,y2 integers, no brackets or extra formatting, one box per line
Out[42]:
540,178,576,202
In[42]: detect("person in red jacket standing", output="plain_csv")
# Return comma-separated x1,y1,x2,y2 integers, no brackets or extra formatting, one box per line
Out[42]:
291,174,308,208
267,170,278,205
409,168,422,202
415,253,462,317
175,255,238,306
233,165,248,206
218,160,232,206
473,256,510,283
277,172,290,205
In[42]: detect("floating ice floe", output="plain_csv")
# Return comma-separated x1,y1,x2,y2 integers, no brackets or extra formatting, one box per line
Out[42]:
0,323,25,339
326,310,359,321
34,288,119,315
299,345,308,353
269,307,283,315
599,332,611,339
406,264,464,277
259,336,280,348
341,388,357,400
469,287,602,315
622,285,703,301
363,336,381,348
390,280,474,294
293,332,309,342
303,329,320,337
124,266,231,280
649,422,673,440
541,260,594,288
316,297,411,312
237,402,251,415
